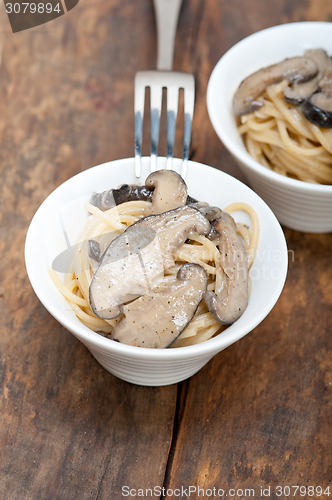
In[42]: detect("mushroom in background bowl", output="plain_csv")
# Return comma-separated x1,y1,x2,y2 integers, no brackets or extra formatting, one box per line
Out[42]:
207,22,332,233
25,157,287,386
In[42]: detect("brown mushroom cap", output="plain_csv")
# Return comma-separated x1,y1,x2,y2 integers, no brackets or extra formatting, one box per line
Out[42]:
301,71,332,127
233,56,318,115
111,263,208,348
90,184,153,210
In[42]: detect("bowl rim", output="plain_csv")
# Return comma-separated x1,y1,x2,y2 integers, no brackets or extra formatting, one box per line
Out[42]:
25,157,288,361
207,21,332,193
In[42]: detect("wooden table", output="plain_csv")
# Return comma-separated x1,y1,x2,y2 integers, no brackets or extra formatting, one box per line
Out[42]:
1,1,331,499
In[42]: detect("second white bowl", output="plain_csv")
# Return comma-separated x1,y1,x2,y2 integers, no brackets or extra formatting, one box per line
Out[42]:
207,22,332,233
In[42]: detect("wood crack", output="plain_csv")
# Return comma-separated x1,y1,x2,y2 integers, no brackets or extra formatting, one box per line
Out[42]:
159,379,190,499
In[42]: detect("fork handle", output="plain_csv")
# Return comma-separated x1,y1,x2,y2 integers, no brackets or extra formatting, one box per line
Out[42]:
153,0,183,70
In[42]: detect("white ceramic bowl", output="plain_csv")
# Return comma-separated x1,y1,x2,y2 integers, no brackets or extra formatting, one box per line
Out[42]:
207,22,332,233
25,157,287,386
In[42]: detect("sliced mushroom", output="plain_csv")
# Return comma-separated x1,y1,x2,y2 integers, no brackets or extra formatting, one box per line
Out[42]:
204,212,248,325
90,184,153,210
91,172,198,212
301,71,332,128
205,208,231,239
284,49,332,104
89,225,161,319
145,169,188,214
233,56,318,115
198,205,224,222
89,205,210,319
189,201,209,210
187,202,227,230
111,263,208,348
139,205,211,268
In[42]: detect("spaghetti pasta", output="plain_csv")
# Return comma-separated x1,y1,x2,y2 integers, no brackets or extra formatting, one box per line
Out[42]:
51,196,259,347
237,80,332,184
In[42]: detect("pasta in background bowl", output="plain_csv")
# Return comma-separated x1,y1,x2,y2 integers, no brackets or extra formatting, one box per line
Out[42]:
25,157,287,386
207,22,332,233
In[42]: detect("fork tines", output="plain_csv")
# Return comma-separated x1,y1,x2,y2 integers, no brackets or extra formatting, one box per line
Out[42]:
135,70,195,178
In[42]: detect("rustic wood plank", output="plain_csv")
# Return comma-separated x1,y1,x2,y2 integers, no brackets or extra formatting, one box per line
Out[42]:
0,2,177,499
164,0,332,496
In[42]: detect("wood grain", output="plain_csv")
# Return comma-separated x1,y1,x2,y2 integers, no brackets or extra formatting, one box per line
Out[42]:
0,2,176,499
164,229,332,497
0,0,331,498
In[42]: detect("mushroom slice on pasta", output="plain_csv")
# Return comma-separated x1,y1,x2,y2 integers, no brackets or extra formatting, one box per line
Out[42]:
204,212,248,325
111,263,208,348
233,56,318,115
145,169,188,214
301,71,332,128
283,49,332,104
90,183,153,210
89,206,210,320
90,170,197,212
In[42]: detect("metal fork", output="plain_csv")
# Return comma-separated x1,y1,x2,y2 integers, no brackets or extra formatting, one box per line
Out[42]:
134,0,195,179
